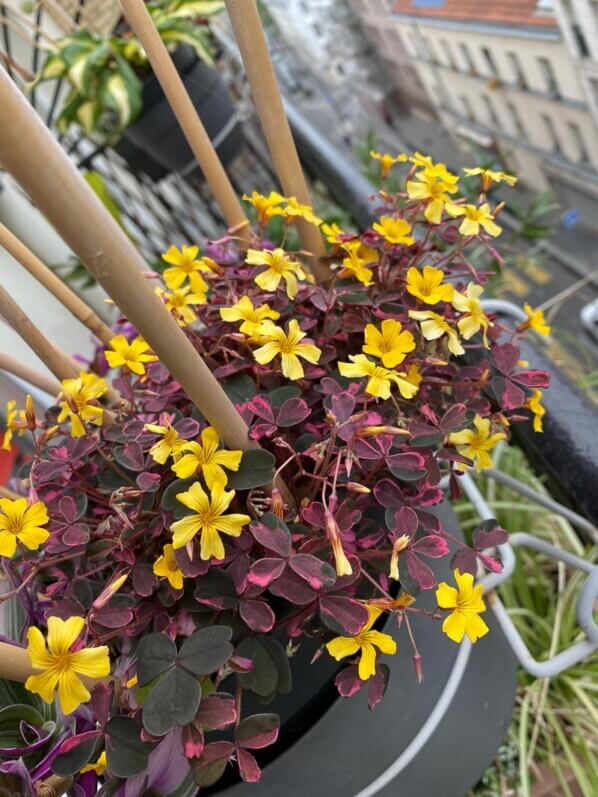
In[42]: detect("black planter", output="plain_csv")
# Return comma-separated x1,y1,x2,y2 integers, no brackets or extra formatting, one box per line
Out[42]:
208,503,517,797
115,47,243,182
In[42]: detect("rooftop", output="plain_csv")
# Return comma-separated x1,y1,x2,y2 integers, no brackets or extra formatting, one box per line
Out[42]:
392,0,557,29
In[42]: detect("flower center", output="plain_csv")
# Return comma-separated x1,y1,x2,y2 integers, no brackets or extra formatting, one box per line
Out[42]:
5,516,23,536
168,559,179,572
278,339,296,355
51,653,74,675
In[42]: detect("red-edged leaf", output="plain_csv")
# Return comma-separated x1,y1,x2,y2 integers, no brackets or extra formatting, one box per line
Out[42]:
511,369,550,389
182,724,204,758
90,606,134,629
440,404,472,432
412,535,449,558
197,694,237,730
237,747,261,783
319,595,369,635
501,380,526,410
247,395,275,423
269,568,317,605
236,713,280,749
493,342,519,374
58,730,102,755
276,398,311,427
288,554,336,590
334,664,364,698
478,552,503,573
392,506,418,537
249,513,292,557
473,522,508,550
405,551,436,590
192,741,235,788
247,558,286,588
451,548,477,575
239,600,276,632
329,391,356,423
373,479,404,508
368,664,390,710
386,451,427,481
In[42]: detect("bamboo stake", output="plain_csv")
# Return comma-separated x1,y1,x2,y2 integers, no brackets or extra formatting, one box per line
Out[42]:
224,0,329,281
0,223,114,346
35,775,73,797
0,68,263,460
0,283,80,383
0,641,34,682
119,0,251,241
0,351,61,396
0,485,20,500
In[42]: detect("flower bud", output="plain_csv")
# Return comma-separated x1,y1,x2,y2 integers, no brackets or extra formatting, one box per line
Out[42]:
413,653,423,683
25,394,36,431
92,570,129,610
324,510,353,577
271,488,285,518
389,534,410,581
346,482,371,494
357,425,408,438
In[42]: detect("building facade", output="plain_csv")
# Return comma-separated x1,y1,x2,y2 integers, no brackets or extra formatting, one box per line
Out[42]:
348,0,598,229
350,0,437,117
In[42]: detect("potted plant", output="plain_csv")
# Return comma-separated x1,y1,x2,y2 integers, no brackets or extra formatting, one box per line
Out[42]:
0,156,550,795
31,0,243,181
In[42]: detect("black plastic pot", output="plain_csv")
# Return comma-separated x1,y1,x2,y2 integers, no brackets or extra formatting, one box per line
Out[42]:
115,47,243,182
208,503,517,797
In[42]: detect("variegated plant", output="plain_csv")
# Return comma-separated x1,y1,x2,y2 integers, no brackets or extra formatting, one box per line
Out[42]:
31,0,225,139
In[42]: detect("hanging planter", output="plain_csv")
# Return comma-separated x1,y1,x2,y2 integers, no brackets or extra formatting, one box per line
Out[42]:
30,0,243,181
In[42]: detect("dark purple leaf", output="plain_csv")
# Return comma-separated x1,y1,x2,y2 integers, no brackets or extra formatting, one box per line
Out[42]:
392,506,418,537
91,606,134,629
368,664,390,710
136,472,161,492
334,664,364,698
473,521,508,550
58,495,77,522
62,523,90,547
501,379,526,410
175,418,200,438
319,595,369,635
239,600,276,632
493,342,519,374
197,694,237,730
478,552,503,573
451,548,477,575
386,451,427,481
288,554,336,590
276,398,311,427
373,479,404,509
440,404,472,432
247,558,286,588
114,442,145,472
329,392,356,423
405,551,436,590
268,568,317,605
236,713,280,750
192,741,235,788
511,370,550,389
91,683,112,727
237,748,261,783
412,535,449,558
249,513,292,557
132,565,159,597
247,395,275,423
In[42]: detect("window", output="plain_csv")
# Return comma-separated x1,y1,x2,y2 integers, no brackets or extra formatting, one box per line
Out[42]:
440,38,456,69
572,24,590,58
568,121,590,162
507,51,527,89
459,43,476,74
542,114,562,153
422,36,437,63
481,46,498,77
481,94,500,128
460,95,475,122
506,101,526,138
537,57,560,97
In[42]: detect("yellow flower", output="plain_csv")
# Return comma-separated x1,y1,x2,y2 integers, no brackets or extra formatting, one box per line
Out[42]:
463,167,517,191
219,295,280,339
253,320,321,381
57,372,108,438
452,283,493,346
363,319,415,368
0,498,49,558
525,390,545,433
338,246,374,286
145,419,186,464
25,616,110,714
1,400,26,452
372,216,415,246
161,244,212,293
247,248,306,299
398,151,434,169
157,285,207,326
105,336,158,375
242,190,286,226
449,415,506,471
406,166,459,224
80,751,107,776
436,569,489,643
521,303,551,337
338,354,419,400
326,605,396,680
406,265,454,305
171,481,250,559
370,150,401,179
409,310,465,356
282,196,323,226
446,202,501,237
321,222,346,244
153,543,184,590
172,426,243,487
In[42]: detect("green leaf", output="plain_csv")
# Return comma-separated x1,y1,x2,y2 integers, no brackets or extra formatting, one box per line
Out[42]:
160,478,195,515
136,633,177,686
156,1,225,20
105,716,151,778
52,736,98,777
236,637,291,698
178,626,233,676
142,666,201,736
84,171,128,235
223,372,257,403
226,449,275,490
268,385,301,408
158,21,215,65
